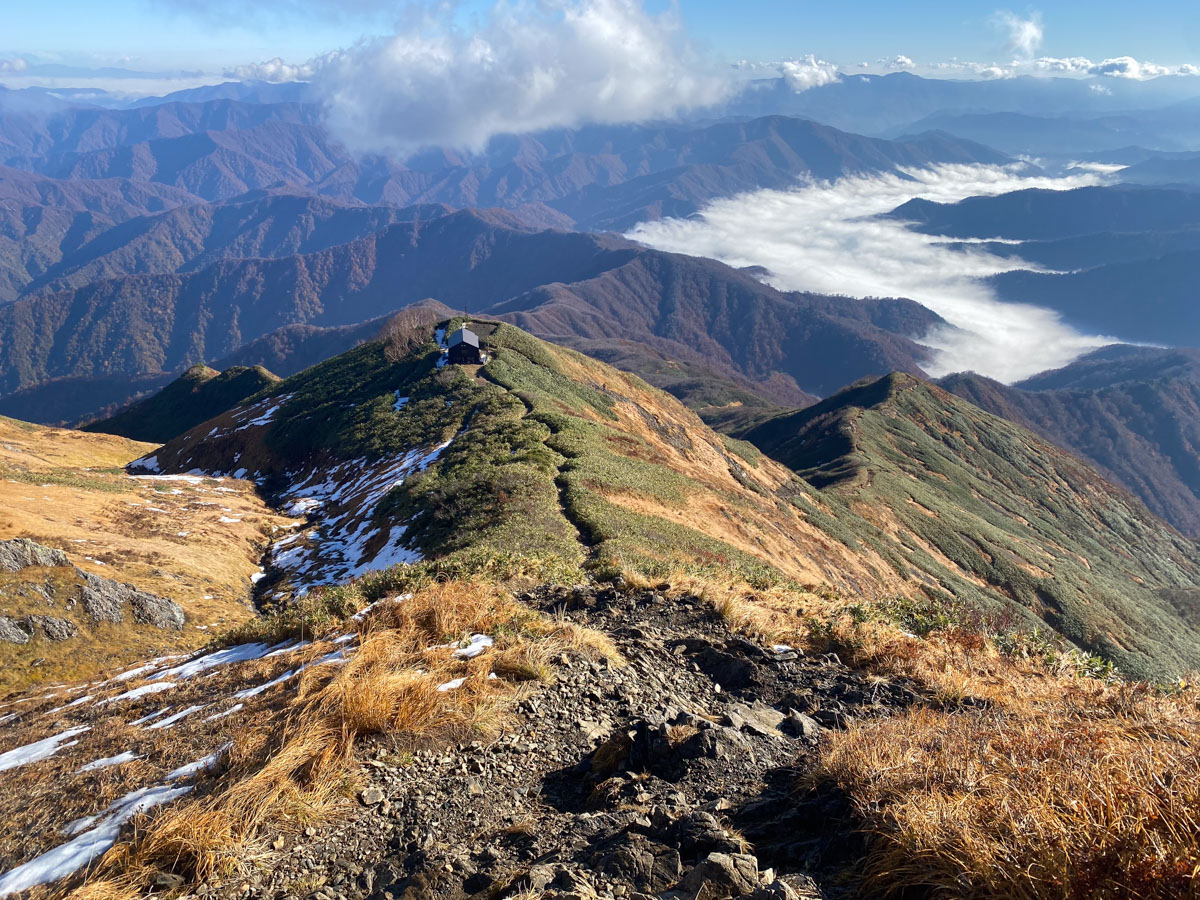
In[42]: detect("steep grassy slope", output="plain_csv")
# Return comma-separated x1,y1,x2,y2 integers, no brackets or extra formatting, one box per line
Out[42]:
0,416,288,691
140,321,899,596
942,347,1200,537
84,363,279,442
142,323,1200,678
737,373,1200,679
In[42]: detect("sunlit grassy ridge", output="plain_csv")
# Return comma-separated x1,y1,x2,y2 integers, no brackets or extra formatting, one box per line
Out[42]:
739,373,1200,680
0,417,287,693
148,318,901,594
144,323,1200,678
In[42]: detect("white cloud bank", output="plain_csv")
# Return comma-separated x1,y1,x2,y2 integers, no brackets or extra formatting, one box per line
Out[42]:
627,164,1118,384
309,0,730,154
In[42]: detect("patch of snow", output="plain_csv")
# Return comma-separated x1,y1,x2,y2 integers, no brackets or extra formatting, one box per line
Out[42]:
453,634,494,659
167,743,231,781
250,569,266,583
46,694,93,714
132,454,160,473
204,703,244,721
437,677,466,692
147,704,207,729
283,497,323,517
232,649,345,700
156,642,278,680
271,440,451,592
100,682,176,705
233,668,300,700
269,640,312,658
0,726,89,773
129,473,205,485
77,752,140,773
394,393,410,410
219,516,241,524
129,707,171,726
0,784,191,895
105,655,180,684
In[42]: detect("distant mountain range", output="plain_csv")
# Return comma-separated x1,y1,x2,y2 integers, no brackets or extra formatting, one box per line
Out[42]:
728,72,1200,143
1,100,1009,229
886,185,1200,345
0,208,941,421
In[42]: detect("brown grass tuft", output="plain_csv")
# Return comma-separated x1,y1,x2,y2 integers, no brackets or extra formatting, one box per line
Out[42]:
85,579,608,893
818,679,1200,898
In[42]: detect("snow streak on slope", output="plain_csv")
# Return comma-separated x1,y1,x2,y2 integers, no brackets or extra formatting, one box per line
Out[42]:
265,441,453,593
628,164,1116,383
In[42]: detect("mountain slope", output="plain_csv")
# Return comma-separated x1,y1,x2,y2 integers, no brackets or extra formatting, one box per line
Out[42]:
19,193,457,300
941,345,1200,536
136,320,900,596
142,322,1200,679
4,100,1009,229
83,363,280,443
888,184,1200,240
736,373,1200,679
0,166,200,302
988,250,1200,345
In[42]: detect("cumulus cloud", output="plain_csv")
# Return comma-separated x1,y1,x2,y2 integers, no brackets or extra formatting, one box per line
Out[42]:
314,0,730,156
1087,56,1173,79
883,55,916,70
627,164,1117,383
0,58,29,74
228,53,338,83
778,55,841,92
993,10,1044,58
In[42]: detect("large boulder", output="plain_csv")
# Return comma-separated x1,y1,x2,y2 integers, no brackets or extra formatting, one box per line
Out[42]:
0,539,70,572
678,852,761,900
0,617,30,644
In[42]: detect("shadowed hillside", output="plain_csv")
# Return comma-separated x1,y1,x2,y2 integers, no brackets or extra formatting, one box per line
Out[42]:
84,363,280,443
0,209,940,419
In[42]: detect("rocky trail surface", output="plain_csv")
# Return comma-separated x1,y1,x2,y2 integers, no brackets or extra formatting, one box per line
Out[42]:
235,585,923,900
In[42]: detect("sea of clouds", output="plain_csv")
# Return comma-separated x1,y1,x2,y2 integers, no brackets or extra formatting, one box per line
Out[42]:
627,164,1120,384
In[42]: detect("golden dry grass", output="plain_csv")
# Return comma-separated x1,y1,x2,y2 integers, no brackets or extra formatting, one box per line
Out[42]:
0,416,292,692
646,568,1200,897
819,682,1200,899
80,580,621,893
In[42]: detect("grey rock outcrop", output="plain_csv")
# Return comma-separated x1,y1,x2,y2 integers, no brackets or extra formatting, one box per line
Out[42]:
0,539,70,572
0,539,184,643
0,617,30,644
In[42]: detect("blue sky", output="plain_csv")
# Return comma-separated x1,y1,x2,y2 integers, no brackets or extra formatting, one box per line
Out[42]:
4,0,1198,75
